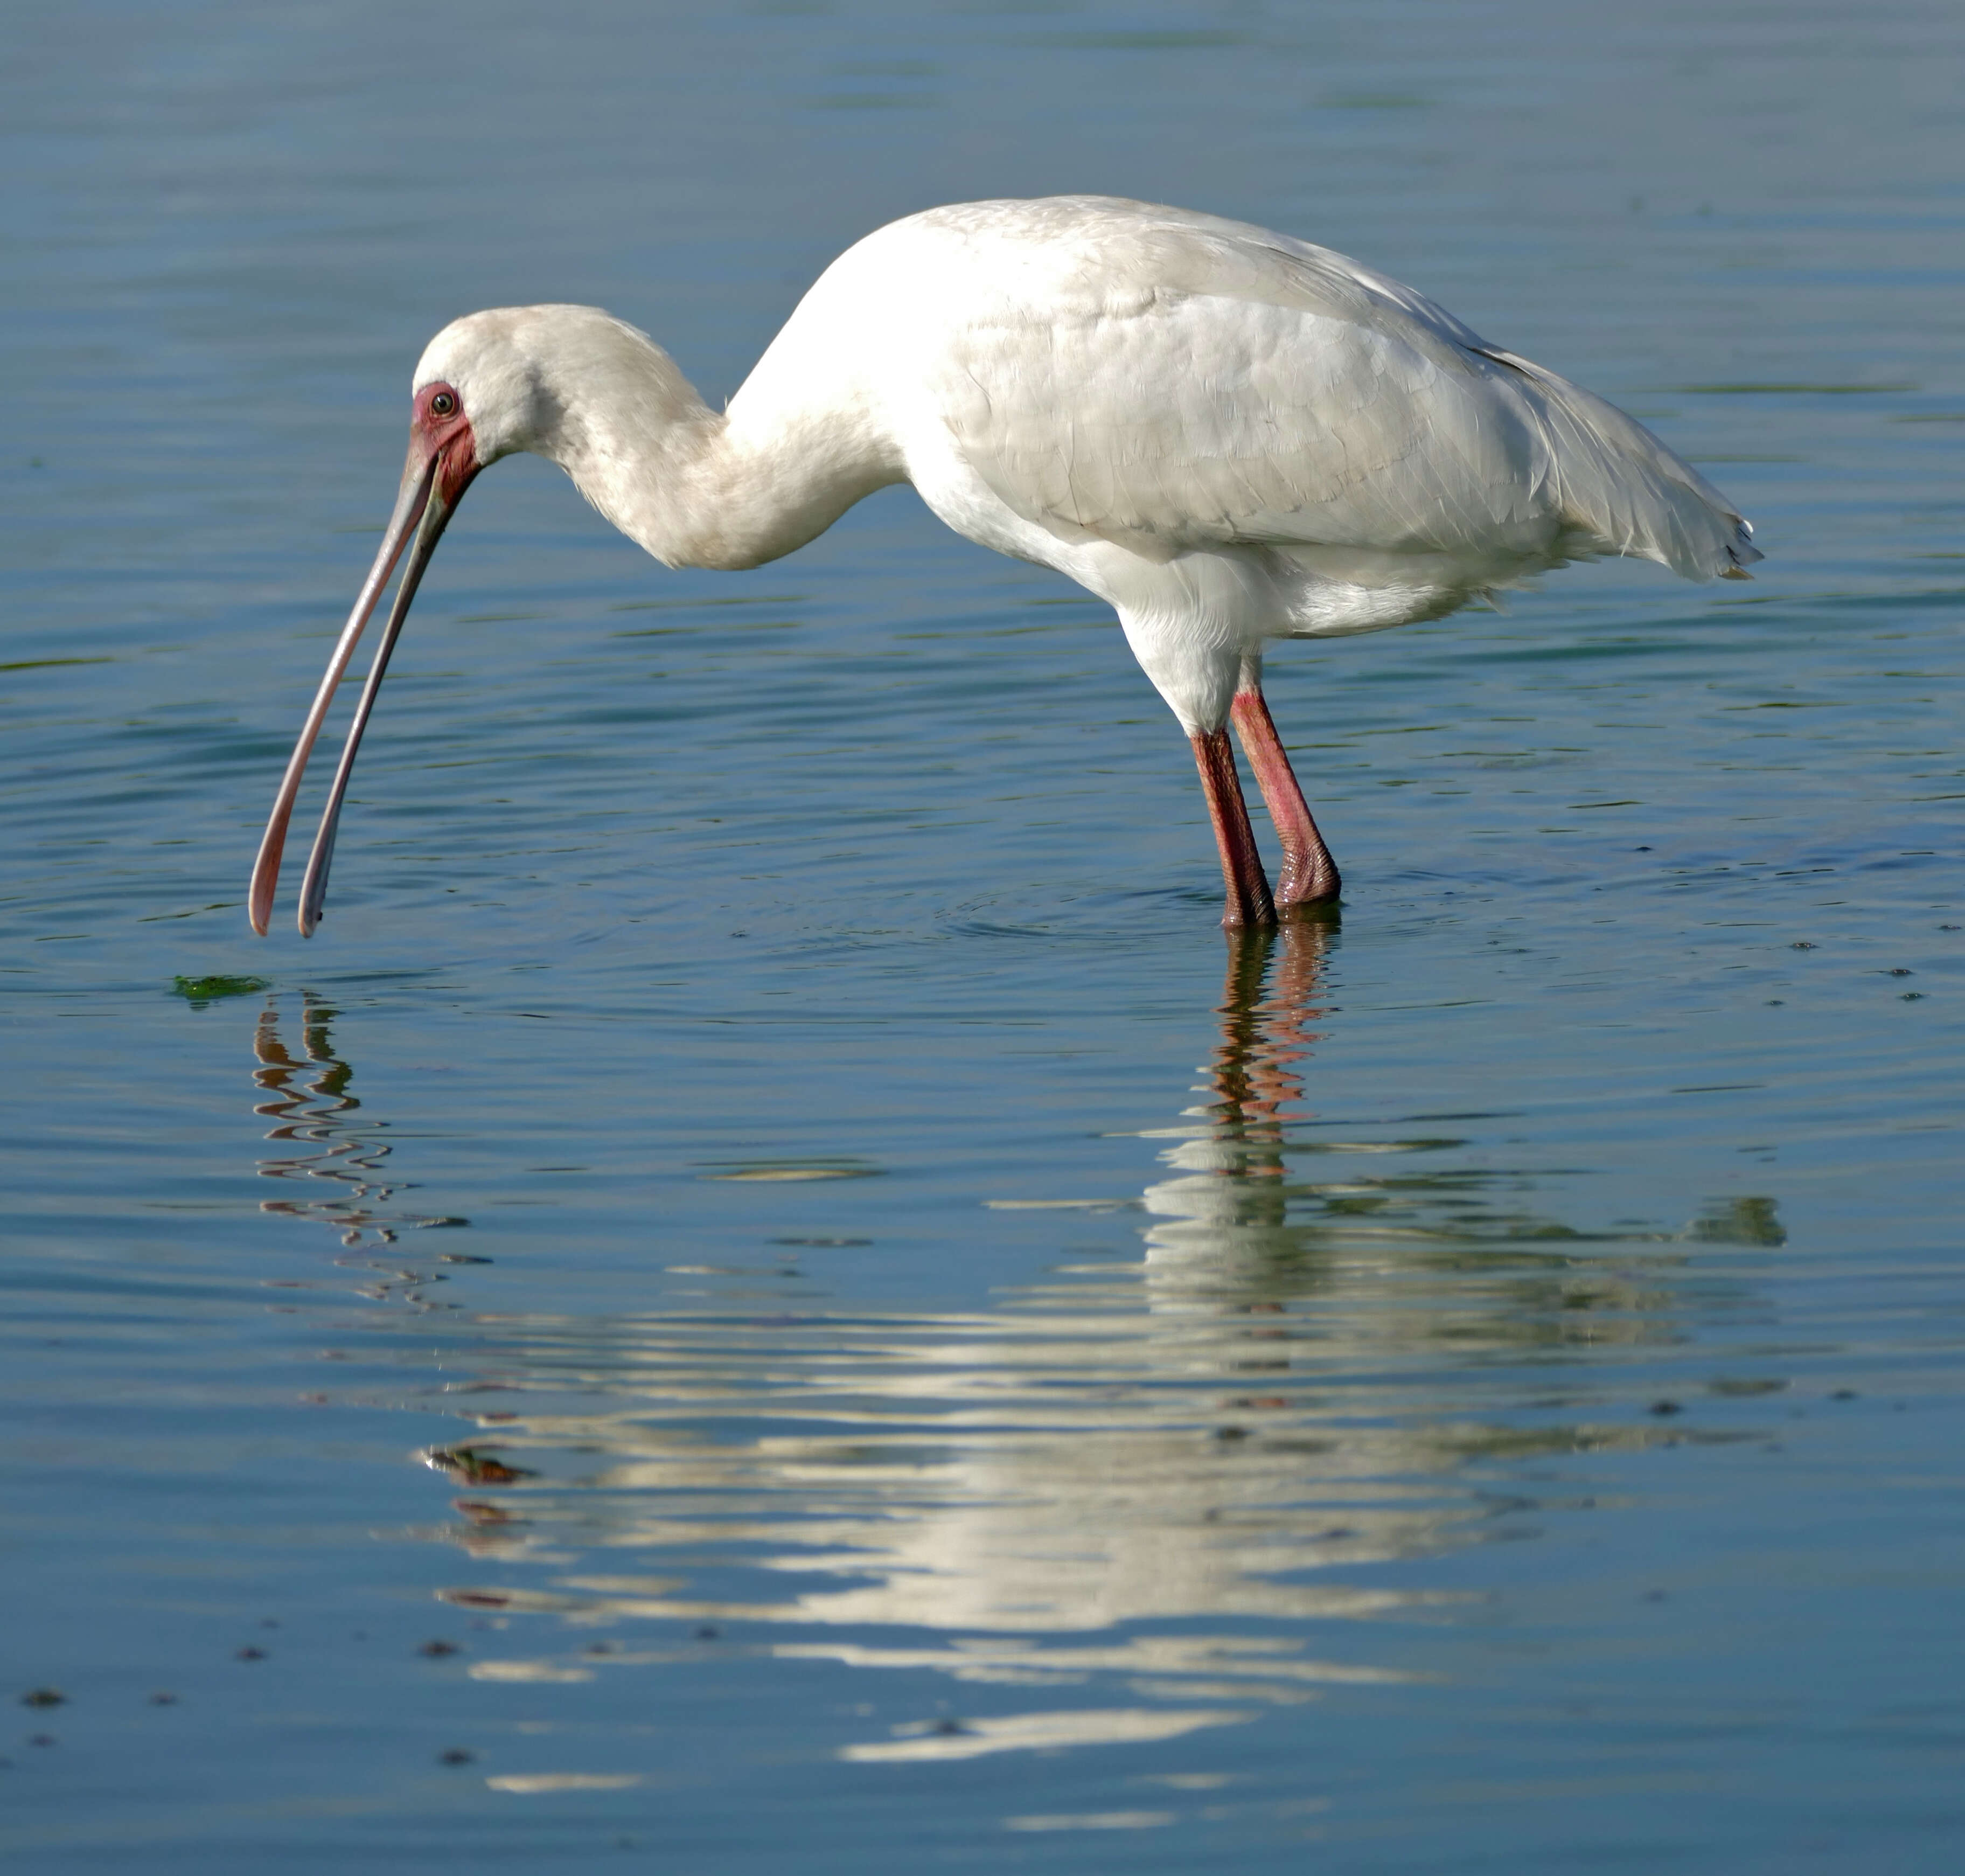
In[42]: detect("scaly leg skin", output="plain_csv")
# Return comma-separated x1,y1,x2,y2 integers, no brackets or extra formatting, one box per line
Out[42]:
1230,679,1341,915
1190,728,1277,929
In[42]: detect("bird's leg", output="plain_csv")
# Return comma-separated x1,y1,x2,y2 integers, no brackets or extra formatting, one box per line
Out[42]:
1190,728,1277,929
1230,671,1340,914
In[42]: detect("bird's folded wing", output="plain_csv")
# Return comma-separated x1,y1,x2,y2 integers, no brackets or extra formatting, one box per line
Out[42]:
918,218,1751,580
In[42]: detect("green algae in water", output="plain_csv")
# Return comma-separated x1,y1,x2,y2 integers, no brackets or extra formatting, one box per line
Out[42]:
171,975,269,1005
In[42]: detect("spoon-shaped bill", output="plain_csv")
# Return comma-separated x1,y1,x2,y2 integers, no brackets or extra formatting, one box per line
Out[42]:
247,447,438,935
295,489,462,936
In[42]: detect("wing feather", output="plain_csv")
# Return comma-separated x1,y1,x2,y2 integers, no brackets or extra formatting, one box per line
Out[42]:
889,198,1753,582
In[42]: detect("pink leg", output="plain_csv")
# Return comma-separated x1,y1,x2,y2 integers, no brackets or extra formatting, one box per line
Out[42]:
1231,683,1340,913
1190,728,1277,929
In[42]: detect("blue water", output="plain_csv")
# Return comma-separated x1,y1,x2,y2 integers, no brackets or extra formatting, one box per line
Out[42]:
5,2,1964,1869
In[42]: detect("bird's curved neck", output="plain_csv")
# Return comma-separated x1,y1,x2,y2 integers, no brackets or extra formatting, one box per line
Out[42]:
549,343,901,573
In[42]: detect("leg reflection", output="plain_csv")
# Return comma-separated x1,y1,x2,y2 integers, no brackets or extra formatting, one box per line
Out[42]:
1142,923,1333,1298
1208,922,1332,1161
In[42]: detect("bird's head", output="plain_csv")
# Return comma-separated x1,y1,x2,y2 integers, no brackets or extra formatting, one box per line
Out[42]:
247,305,690,937
412,304,702,474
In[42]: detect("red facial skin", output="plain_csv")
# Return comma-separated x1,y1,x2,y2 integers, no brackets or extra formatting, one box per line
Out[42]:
413,381,479,508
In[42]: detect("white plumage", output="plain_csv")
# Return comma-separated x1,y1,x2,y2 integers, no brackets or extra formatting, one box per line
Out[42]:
250,195,1760,937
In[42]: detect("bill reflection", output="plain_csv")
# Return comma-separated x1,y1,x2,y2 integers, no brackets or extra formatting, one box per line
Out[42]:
252,995,470,1300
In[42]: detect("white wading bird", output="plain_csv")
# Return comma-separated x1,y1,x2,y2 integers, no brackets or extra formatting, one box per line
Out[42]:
250,195,1759,937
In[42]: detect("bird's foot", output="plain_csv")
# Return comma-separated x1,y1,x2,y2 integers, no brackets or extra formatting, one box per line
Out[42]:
1274,853,1341,919
1220,897,1279,932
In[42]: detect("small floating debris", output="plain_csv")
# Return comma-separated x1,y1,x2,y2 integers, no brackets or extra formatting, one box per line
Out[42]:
438,1748,475,1766
419,1640,462,1658
20,1689,65,1709
424,1447,537,1485
171,974,270,1004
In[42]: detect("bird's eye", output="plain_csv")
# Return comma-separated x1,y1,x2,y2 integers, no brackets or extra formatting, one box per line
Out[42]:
429,390,457,418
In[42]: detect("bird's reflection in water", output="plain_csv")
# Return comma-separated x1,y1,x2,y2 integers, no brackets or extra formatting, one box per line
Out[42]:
373,927,1782,1763
253,996,467,1299
1135,921,1333,1298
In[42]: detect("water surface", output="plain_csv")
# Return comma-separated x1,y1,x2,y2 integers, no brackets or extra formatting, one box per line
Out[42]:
4,2,1963,1870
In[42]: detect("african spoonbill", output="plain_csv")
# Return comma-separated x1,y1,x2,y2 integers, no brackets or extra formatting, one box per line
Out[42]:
249,196,1759,937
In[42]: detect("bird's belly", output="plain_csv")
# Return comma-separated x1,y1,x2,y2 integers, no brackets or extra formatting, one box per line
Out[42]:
1269,540,1556,638
1279,572,1472,638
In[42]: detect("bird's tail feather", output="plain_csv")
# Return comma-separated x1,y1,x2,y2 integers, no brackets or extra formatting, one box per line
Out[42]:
1477,348,1761,581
